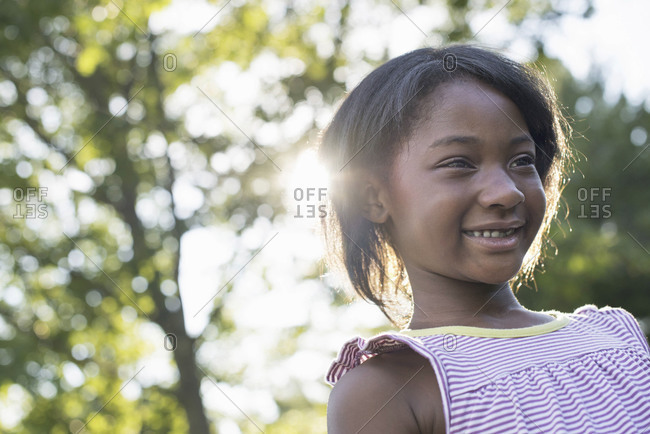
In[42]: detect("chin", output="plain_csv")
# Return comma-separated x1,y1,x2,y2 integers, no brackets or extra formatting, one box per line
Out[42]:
470,266,521,285
469,276,514,286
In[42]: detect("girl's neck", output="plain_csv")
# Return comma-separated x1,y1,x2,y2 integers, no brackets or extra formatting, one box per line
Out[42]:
406,269,538,330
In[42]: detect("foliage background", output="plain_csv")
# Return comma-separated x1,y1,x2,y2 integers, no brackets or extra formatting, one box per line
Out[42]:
0,0,648,432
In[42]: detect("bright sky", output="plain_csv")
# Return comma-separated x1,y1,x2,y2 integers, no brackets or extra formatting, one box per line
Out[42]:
543,0,650,106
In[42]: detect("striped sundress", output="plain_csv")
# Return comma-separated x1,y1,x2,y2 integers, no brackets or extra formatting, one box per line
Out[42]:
326,304,650,433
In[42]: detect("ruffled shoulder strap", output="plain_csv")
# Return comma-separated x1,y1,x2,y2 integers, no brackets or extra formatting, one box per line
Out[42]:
326,332,454,434
325,334,410,386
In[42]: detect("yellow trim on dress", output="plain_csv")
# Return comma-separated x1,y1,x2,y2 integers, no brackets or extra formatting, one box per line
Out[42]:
400,312,570,338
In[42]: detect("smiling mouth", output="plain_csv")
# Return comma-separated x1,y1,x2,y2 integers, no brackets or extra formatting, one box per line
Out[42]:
463,227,521,238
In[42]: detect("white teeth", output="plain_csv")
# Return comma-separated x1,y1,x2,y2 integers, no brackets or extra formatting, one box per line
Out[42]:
467,228,516,238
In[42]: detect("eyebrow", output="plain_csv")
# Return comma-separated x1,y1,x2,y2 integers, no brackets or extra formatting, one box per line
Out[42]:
429,134,535,149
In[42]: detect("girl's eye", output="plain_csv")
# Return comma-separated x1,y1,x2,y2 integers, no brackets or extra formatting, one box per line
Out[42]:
511,155,536,167
442,159,473,169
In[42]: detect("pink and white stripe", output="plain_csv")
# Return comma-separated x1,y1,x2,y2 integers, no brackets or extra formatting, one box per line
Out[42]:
327,305,650,433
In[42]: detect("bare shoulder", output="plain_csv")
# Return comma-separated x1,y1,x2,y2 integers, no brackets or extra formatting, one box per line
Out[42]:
327,348,445,434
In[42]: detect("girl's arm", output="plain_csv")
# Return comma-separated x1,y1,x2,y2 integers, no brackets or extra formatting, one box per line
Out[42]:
327,348,444,434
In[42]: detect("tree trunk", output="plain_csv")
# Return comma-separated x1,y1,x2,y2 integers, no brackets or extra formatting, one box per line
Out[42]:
173,330,211,434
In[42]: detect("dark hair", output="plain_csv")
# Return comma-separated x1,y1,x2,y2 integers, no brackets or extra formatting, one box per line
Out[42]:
318,44,573,327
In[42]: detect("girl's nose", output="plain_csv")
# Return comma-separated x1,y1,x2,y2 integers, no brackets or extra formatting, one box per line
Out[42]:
477,169,525,209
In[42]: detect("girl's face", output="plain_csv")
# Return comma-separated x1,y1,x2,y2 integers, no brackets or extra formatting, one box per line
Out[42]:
383,80,546,286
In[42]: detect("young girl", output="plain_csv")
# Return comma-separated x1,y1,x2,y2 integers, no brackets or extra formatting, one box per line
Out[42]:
318,45,650,433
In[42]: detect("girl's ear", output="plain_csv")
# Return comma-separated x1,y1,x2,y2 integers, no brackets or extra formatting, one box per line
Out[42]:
359,174,391,224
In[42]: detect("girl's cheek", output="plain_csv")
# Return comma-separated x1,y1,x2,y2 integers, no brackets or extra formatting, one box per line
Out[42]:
529,185,547,221
524,176,546,195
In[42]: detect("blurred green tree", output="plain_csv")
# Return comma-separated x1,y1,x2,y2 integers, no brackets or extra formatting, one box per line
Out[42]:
0,0,346,431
